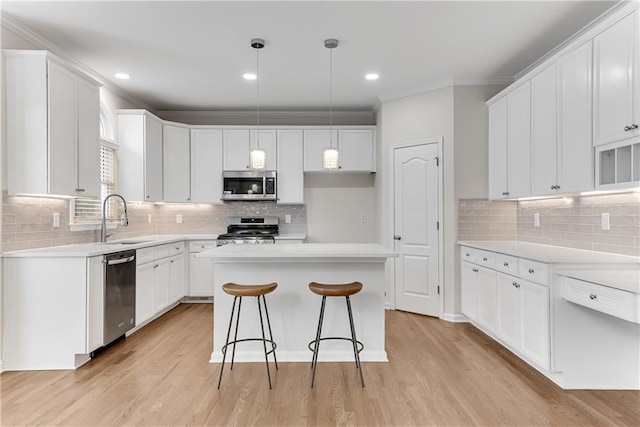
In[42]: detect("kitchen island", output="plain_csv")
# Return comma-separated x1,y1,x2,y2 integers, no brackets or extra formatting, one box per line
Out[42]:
198,243,397,363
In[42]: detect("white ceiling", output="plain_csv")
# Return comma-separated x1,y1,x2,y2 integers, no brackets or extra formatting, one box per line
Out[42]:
1,1,620,113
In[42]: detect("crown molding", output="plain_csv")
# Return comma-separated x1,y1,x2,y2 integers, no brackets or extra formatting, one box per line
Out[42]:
157,110,375,119
1,12,156,113
378,76,512,103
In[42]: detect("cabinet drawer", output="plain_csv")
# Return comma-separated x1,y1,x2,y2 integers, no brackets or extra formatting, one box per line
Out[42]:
170,241,185,256
137,247,155,265
189,241,218,252
154,244,171,259
476,250,496,269
563,277,637,323
461,247,478,264
495,253,518,275
518,259,549,285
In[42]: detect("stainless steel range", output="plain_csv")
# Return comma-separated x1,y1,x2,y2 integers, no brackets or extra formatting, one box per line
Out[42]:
216,217,279,246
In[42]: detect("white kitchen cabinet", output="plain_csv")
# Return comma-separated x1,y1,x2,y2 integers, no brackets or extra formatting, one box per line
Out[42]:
276,129,304,204
496,273,520,350
169,253,186,304
136,261,155,325
118,110,164,202
86,256,105,353
163,123,191,202
303,128,376,173
3,50,101,197
531,65,558,196
153,257,171,313
191,128,223,203
476,266,497,333
223,129,277,170
461,261,478,320
188,241,217,298
519,278,550,369
593,10,640,146
488,82,531,199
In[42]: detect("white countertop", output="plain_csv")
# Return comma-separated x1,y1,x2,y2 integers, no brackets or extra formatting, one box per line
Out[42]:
458,241,640,265
556,269,640,294
198,243,397,261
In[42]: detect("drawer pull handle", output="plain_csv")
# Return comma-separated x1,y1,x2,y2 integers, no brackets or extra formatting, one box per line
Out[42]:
503,262,509,267
512,282,520,288
589,294,597,300
466,253,470,257
482,257,488,261
473,268,479,273
528,268,534,274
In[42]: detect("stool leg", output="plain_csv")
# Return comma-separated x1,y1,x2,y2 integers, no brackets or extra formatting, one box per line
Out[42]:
256,295,273,389
218,296,238,389
346,295,365,387
311,295,327,388
230,296,243,370
261,295,278,370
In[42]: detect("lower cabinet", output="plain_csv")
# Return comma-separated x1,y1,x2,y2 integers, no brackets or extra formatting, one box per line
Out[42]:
461,246,551,371
188,241,217,297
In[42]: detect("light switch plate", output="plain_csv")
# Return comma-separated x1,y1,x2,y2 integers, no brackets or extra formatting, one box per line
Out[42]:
285,214,291,224
533,213,540,228
52,212,60,228
601,213,610,230
176,214,183,224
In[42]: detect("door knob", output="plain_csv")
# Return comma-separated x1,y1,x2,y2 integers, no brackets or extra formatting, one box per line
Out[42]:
394,235,402,241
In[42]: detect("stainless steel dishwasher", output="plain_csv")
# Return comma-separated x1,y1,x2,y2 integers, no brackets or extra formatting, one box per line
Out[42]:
104,250,136,345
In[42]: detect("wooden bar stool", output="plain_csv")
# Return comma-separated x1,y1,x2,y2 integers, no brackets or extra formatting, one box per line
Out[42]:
217,282,278,389
308,281,365,388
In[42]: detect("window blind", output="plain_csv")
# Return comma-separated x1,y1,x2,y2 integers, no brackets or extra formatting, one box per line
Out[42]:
73,144,117,222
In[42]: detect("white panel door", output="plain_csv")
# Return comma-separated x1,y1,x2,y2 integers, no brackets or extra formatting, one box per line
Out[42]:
519,279,550,369
461,261,477,320
48,61,78,196
558,41,594,193
223,129,251,170
144,115,163,202
338,129,375,172
153,258,170,313
488,97,508,199
169,254,185,304
163,124,191,202
394,142,440,316
77,77,101,198
531,65,558,196
303,129,337,172
250,130,277,170
189,253,214,297
191,128,223,203
507,82,532,198
496,273,520,349
136,263,155,325
277,130,304,204
476,266,497,333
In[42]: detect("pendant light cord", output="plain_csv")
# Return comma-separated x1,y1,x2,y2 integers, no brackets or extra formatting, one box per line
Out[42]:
329,45,333,148
256,45,260,148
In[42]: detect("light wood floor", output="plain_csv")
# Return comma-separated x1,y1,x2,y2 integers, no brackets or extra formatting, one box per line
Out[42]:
1,303,639,426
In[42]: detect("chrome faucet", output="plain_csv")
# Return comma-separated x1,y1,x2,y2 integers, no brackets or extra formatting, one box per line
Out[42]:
101,193,129,243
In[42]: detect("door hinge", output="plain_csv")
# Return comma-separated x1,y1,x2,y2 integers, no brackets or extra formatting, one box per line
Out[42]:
437,285,440,295
434,156,440,166
436,221,439,230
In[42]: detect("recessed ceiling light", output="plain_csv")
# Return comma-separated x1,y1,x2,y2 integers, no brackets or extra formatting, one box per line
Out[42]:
243,73,257,80
365,73,379,81
114,72,130,80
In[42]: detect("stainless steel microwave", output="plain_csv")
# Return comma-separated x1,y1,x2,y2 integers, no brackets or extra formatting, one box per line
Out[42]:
222,170,277,201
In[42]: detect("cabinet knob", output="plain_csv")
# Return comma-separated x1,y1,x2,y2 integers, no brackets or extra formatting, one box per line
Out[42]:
528,268,534,274
512,281,520,288
465,253,471,257
482,257,488,261
473,268,479,273
394,235,402,241
624,124,638,131
550,185,560,190
502,191,510,196
146,195,150,199
503,262,509,267
589,293,597,300
76,188,85,193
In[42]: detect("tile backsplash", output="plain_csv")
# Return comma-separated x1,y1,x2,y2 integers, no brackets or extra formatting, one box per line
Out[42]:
2,195,306,252
459,192,640,257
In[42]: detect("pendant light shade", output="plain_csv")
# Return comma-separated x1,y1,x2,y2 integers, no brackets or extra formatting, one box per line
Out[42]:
250,38,266,170
323,38,340,171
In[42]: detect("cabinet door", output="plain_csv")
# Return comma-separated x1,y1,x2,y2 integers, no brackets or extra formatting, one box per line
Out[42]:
496,273,520,349
557,41,594,193
169,254,185,304
461,261,478,320
48,61,78,196
77,77,101,198
276,130,304,204
519,279,550,369
189,253,214,297
191,129,223,203
163,124,191,202
507,82,532,198
86,256,104,353
144,115,164,201
476,266,497,333
488,97,509,199
304,129,337,172
223,129,251,170
338,129,375,172
531,65,558,196
153,258,170,313
594,12,639,146
136,263,155,325
250,130,277,170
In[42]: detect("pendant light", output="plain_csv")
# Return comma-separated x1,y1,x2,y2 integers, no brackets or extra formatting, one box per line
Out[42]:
250,38,266,170
323,38,340,170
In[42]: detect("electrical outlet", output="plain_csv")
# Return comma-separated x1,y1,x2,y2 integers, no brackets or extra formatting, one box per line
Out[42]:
148,214,152,224
360,214,367,223
601,213,610,230
176,214,183,224
533,213,540,228
285,214,291,224
52,212,60,228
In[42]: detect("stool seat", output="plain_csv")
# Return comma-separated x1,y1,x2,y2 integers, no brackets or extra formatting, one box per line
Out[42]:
309,281,362,297
223,282,277,297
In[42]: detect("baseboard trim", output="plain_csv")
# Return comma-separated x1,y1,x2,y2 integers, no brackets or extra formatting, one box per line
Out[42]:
441,313,469,323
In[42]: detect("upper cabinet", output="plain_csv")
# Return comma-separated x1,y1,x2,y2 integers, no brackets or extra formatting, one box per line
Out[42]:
222,129,277,170
593,10,639,146
277,130,304,204
3,50,101,197
118,110,164,202
163,123,191,203
191,128,223,204
303,128,376,173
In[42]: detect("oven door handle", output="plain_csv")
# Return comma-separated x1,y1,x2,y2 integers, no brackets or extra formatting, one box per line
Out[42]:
107,255,135,265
